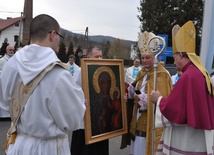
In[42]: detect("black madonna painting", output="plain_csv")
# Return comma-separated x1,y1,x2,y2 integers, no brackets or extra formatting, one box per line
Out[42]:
80,58,127,144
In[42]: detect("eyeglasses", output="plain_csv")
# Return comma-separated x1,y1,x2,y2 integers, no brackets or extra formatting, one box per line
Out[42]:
49,30,64,40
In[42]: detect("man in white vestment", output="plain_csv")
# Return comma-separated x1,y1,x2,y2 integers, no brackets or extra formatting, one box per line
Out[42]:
125,57,141,84
0,14,86,155
0,45,14,72
0,45,14,118
66,54,81,86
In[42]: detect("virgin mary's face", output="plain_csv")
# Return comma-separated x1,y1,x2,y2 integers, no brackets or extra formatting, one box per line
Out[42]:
99,72,111,95
113,91,118,99
100,79,111,95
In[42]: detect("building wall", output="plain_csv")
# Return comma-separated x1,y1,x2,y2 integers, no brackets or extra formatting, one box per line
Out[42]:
0,23,23,47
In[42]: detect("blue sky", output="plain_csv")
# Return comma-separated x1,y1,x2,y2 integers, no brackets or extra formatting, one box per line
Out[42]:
0,0,141,41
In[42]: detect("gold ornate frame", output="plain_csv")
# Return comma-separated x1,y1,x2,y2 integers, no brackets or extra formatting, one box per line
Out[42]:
81,58,127,144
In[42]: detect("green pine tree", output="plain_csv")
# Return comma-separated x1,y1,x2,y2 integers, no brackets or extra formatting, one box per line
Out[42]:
57,42,67,63
103,41,111,59
67,41,74,58
75,45,82,66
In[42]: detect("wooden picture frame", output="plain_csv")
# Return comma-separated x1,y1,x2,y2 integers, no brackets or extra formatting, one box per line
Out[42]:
81,58,127,144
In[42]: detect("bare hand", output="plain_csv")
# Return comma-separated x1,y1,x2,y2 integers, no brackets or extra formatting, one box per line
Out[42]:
150,90,161,103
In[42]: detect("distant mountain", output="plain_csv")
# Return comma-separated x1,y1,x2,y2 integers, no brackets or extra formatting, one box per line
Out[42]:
0,17,135,47
61,28,135,46
88,35,135,46
88,35,117,43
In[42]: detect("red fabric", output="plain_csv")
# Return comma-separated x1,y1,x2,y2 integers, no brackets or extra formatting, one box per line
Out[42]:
160,62,214,130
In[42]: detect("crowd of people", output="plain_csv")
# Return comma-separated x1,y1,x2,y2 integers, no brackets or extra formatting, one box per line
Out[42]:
0,14,214,155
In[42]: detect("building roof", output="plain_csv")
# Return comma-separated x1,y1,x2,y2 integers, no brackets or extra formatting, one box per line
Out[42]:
0,17,25,31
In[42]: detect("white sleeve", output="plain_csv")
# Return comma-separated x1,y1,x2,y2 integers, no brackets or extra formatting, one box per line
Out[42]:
74,68,82,87
125,67,135,84
0,79,7,111
49,71,86,132
136,92,148,110
127,83,135,99
155,96,178,128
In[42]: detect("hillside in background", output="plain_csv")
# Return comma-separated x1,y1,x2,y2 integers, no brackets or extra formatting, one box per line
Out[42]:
61,28,135,47
0,17,135,47
0,18,136,60
60,28,137,61
89,35,135,46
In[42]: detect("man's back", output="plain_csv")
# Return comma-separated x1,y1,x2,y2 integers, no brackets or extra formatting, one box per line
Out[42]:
1,44,86,155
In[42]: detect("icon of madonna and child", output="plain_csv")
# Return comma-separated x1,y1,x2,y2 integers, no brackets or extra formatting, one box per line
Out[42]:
90,66,123,136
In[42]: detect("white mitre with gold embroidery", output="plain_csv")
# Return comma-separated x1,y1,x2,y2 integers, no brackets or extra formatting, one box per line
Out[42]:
138,31,158,54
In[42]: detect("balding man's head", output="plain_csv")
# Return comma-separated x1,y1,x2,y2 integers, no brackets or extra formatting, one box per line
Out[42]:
6,45,14,57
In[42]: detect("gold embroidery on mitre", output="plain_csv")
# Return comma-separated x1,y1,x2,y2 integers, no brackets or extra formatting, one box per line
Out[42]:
185,29,196,42
138,31,157,54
